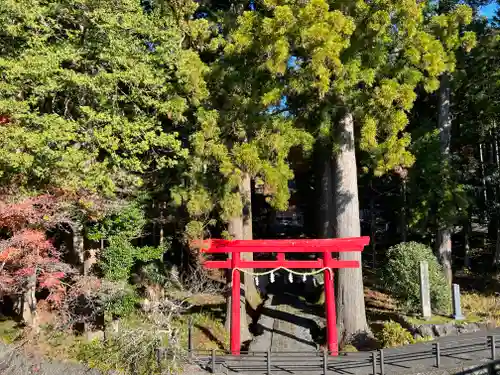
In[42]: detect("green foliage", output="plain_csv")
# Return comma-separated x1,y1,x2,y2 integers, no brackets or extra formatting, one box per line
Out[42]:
0,319,22,344
377,320,433,348
75,311,182,375
87,201,147,241
139,262,169,286
97,280,140,319
377,321,415,348
76,336,161,375
87,200,166,282
0,0,208,195
382,242,451,313
448,16,500,227
416,335,435,343
100,236,166,281
341,344,358,352
173,107,313,236
408,128,469,233
104,287,139,318
221,0,474,178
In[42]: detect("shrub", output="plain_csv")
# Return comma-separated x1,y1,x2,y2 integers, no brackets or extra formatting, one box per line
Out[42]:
76,335,163,375
99,236,167,282
76,310,184,375
0,196,74,314
377,321,414,348
88,200,167,282
341,344,358,352
86,201,147,242
382,242,451,313
60,277,140,329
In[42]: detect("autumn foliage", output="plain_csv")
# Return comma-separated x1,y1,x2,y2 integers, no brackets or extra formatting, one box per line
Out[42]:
0,195,71,307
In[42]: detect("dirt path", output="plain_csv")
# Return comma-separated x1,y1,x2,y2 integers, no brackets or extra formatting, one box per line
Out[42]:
0,342,101,375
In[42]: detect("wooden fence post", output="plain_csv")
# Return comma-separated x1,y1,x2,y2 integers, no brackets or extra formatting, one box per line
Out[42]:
188,317,193,357
155,348,162,374
372,351,377,375
323,349,328,375
434,342,441,368
211,349,216,374
379,349,385,375
490,335,496,360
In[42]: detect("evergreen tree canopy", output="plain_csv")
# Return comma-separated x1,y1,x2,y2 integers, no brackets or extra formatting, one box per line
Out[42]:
221,0,475,176
0,0,209,196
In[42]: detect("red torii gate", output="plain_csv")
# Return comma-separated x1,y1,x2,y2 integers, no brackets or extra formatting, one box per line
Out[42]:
197,236,369,356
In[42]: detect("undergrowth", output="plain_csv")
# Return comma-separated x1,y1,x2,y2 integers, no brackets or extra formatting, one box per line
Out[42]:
376,321,433,348
462,293,500,326
0,306,227,374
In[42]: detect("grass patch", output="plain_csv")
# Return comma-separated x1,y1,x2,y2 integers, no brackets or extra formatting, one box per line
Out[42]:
178,308,228,351
37,325,84,361
404,314,481,325
403,293,498,326
0,319,22,344
405,315,454,326
341,344,358,352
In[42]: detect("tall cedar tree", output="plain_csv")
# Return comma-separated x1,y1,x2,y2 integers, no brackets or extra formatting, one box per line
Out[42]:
172,1,314,340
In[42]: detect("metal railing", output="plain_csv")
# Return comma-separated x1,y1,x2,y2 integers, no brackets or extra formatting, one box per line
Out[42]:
155,334,500,375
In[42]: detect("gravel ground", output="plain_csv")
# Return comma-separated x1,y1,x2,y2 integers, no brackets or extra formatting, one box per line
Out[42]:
0,342,101,375
0,342,211,375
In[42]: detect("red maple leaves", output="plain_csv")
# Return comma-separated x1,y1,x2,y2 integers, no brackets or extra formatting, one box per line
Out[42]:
0,196,71,306
0,114,10,125
0,194,61,232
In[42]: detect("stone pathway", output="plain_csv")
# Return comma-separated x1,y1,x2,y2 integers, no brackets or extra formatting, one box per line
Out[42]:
249,294,322,353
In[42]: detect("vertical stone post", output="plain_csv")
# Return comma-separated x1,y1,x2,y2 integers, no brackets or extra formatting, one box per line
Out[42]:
420,261,432,319
452,283,464,320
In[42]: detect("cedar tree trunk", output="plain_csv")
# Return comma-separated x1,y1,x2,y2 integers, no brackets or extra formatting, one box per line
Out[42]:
332,111,370,343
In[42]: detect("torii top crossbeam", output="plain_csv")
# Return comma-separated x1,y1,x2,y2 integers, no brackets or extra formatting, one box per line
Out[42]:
198,237,369,252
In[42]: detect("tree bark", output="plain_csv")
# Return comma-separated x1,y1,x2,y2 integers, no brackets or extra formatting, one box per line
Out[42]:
479,143,488,211
494,226,500,267
463,216,471,269
224,173,254,345
492,132,500,267
241,173,261,309
370,186,376,268
319,144,334,238
22,273,39,331
332,111,370,344
84,249,98,276
436,228,453,283
436,72,453,285
400,180,407,243
72,221,85,274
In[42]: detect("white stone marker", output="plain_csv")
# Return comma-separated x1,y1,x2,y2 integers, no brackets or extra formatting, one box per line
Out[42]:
420,261,432,319
452,283,464,320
